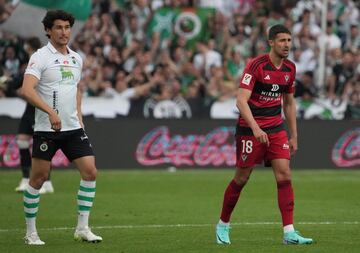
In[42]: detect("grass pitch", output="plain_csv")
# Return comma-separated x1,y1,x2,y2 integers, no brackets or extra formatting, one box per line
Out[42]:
0,169,359,253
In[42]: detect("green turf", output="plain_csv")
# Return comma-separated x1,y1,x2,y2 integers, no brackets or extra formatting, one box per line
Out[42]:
0,169,359,253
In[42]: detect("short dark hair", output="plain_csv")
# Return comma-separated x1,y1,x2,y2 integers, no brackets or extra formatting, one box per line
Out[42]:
42,10,75,37
268,24,291,40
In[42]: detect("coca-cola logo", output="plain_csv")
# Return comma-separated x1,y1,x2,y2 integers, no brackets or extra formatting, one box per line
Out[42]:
0,134,70,168
332,128,360,167
136,126,236,167
0,135,19,167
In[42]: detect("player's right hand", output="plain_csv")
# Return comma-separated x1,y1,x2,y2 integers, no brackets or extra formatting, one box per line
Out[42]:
49,111,61,131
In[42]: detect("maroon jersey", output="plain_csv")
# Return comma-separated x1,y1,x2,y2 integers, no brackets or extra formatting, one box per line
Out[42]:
237,54,295,135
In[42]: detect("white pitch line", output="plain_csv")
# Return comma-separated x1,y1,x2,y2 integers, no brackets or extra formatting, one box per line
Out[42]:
0,221,358,233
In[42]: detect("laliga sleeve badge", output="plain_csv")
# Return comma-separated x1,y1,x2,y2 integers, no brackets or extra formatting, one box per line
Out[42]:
40,142,48,152
242,73,252,85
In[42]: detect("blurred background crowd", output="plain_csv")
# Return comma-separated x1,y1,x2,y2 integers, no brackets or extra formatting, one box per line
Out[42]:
0,0,359,119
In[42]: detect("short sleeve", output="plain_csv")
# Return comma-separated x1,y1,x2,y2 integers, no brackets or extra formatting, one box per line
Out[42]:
77,55,83,69
239,63,256,91
77,55,83,79
285,63,296,94
24,52,45,80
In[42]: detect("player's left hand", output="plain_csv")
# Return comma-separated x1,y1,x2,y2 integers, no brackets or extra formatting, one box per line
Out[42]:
289,138,298,155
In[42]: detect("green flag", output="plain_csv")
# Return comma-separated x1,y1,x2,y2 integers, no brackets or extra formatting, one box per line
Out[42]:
148,7,215,49
147,8,177,41
22,0,91,21
2,0,91,43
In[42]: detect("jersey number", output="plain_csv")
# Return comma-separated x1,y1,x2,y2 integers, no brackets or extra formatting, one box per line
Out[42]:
241,140,253,153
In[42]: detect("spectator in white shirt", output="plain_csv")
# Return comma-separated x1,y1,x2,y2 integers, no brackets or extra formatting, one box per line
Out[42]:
193,40,222,80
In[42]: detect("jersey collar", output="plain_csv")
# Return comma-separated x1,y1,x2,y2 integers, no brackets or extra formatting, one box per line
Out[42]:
46,42,72,55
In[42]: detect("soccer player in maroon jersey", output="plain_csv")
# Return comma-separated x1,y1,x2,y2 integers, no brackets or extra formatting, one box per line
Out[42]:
215,24,313,245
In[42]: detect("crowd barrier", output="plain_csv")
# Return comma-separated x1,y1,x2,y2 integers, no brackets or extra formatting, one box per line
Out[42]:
0,117,358,169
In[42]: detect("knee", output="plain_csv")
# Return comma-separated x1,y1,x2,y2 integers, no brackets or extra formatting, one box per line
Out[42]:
234,175,250,186
276,170,291,182
30,172,48,189
234,168,251,186
82,167,97,181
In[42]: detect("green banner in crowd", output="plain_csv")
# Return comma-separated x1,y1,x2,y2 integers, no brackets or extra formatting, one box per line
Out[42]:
148,7,215,49
115,0,130,9
22,0,91,21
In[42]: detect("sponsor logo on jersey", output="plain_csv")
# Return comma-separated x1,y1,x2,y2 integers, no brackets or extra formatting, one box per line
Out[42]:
264,74,270,80
242,73,252,85
54,59,60,64
271,84,279,91
60,67,74,80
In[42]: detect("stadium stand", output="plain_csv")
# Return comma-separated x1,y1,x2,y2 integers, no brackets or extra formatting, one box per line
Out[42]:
0,0,359,119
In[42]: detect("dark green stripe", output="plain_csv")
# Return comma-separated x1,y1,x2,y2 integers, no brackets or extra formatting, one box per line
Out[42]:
79,185,96,192
24,202,38,208
77,195,94,202
25,212,37,218
78,205,91,211
24,191,39,199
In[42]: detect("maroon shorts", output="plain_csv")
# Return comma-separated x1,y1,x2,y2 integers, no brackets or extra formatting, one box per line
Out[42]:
236,130,290,168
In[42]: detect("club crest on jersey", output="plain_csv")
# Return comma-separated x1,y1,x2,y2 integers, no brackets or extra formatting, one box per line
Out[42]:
242,73,252,85
284,75,289,82
241,154,248,161
71,56,77,65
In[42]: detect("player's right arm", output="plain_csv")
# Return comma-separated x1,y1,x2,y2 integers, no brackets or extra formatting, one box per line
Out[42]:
20,74,61,131
238,60,269,146
237,88,269,146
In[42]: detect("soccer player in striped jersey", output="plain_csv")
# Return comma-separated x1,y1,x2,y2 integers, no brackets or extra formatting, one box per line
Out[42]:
21,10,102,245
216,24,313,245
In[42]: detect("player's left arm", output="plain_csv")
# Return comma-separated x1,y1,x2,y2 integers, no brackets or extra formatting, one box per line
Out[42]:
283,92,298,155
76,87,84,129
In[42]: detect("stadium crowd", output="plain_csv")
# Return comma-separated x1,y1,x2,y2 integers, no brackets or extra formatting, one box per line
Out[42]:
0,0,359,119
